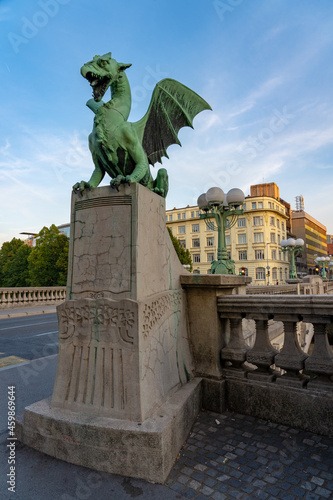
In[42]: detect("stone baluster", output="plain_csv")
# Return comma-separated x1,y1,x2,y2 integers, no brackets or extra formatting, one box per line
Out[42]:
247,319,278,381
275,321,308,387
305,322,333,391
221,317,250,378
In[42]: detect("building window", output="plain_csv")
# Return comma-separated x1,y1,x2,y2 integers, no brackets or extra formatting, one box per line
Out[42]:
169,215,173,221
239,250,247,260
271,250,276,260
242,203,246,211
270,216,275,226
178,226,185,234
279,250,281,260
285,268,288,279
255,249,265,260
258,202,263,209
177,213,181,220
277,234,281,244
191,211,194,218
192,238,200,248
179,240,186,249
268,202,272,209
253,216,263,226
254,232,264,243
196,211,200,217
238,233,247,244
237,218,246,227
252,202,257,209
207,236,215,246
207,253,214,263
256,267,265,280
192,224,199,233
193,269,200,274
281,222,285,231
270,232,276,243
225,235,231,245
182,212,186,219
227,251,231,259
272,267,278,280
277,219,280,229
280,268,283,280
193,254,200,263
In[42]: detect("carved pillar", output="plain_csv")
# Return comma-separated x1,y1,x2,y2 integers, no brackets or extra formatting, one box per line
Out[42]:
247,319,278,381
221,317,250,378
305,322,333,390
275,321,308,387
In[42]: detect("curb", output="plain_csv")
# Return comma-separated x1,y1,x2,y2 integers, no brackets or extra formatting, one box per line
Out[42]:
0,309,57,320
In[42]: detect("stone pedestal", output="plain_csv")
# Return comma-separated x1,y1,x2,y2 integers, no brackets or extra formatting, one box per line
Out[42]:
180,274,251,412
17,184,199,483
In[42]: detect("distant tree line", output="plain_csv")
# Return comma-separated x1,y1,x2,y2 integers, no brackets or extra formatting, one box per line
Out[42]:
167,227,192,271
0,225,69,287
0,224,192,288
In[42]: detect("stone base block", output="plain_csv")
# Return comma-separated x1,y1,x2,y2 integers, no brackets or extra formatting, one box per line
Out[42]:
16,378,202,484
201,378,226,414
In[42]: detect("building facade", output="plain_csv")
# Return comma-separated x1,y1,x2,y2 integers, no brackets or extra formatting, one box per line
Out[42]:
166,183,290,284
291,211,327,275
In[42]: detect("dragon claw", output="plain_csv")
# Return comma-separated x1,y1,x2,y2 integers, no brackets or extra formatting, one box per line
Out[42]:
73,181,91,194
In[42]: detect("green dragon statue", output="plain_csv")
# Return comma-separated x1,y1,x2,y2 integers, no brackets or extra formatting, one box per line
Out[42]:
73,52,211,198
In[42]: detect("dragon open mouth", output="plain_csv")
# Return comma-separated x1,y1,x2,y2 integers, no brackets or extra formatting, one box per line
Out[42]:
85,72,111,101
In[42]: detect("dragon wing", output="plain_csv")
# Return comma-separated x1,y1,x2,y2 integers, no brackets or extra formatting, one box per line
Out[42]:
132,78,212,165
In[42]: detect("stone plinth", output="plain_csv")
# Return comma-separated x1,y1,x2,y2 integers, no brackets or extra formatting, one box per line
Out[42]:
17,184,197,483
181,274,251,413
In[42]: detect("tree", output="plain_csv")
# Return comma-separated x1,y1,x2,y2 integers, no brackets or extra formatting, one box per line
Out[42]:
28,225,69,286
0,238,32,287
167,227,192,271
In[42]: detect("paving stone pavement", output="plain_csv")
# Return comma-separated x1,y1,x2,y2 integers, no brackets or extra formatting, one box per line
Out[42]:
167,410,333,500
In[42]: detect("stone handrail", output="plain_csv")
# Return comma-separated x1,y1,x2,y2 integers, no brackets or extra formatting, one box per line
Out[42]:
218,294,333,389
247,281,333,295
0,287,66,309
246,284,298,294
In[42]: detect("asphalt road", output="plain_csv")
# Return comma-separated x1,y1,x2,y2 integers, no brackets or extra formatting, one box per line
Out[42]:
0,313,58,362
0,313,184,500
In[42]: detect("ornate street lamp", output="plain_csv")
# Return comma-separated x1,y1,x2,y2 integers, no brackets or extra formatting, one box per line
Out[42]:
314,256,332,280
197,187,245,275
280,238,304,279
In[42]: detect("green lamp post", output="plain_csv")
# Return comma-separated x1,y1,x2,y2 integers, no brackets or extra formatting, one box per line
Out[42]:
314,256,331,280
280,238,304,279
197,187,245,275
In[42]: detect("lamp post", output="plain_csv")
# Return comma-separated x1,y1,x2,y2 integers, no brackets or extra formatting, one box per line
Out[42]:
280,238,304,279
314,256,331,280
197,187,245,275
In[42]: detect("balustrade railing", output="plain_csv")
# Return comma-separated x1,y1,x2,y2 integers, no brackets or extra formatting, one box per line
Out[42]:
218,295,333,391
0,287,66,308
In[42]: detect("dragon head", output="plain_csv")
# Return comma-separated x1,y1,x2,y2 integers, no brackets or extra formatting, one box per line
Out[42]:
81,52,132,102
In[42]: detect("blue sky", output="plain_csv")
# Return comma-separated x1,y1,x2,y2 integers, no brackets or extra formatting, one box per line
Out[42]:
1,0,333,244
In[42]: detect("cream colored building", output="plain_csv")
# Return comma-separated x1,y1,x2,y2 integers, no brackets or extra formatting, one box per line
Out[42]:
166,183,290,284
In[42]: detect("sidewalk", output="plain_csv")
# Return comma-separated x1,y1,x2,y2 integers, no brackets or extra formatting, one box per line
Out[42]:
0,304,58,319
1,409,332,499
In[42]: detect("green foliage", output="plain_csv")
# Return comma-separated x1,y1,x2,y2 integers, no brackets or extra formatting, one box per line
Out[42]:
0,238,32,286
27,225,69,286
167,227,192,271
